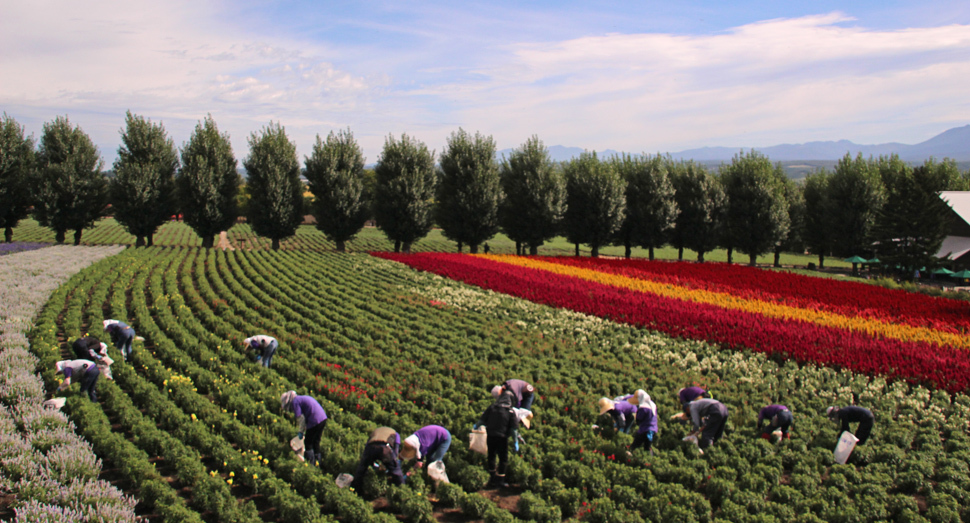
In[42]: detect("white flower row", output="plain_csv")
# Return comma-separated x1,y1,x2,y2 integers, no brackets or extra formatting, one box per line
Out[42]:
0,245,138,522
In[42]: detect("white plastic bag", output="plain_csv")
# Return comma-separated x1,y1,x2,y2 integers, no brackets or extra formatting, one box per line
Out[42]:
335,473,354,488
427,460,449,484
43,398,66,410
290,436,306,461
833,431,859,464
468,428,488,455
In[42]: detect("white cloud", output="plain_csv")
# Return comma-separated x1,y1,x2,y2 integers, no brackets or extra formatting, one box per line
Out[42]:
446,13,970,151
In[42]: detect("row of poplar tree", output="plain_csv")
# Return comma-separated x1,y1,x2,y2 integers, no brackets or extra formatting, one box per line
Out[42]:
0,111,965,273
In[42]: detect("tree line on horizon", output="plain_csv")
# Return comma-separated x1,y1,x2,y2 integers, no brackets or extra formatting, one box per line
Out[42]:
1,112,967,276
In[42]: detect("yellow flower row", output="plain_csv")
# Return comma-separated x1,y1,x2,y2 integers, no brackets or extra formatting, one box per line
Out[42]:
479,255,970,351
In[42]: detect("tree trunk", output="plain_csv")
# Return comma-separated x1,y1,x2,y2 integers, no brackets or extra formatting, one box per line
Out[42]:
529,244,538,256
4,226,12,243
457,242,463,253
624,241,632,259
272,237,280,250
574,243,580,257
818,254,825,269
773,250,781,268
335,240,346,252
55,229,66,244
649,246,655,261
73,229,83,246
698,251,706,263
591,245,599,258
469,244,479,254
678,247,683,260
394,240,401,253
726,247,733,264
403,242,412,254
515,242,521,256
202,235,214,249
749,253,757,266
147,232,154,247
135,235,146,247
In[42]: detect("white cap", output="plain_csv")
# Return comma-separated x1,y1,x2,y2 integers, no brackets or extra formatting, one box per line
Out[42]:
103,319,119,331
491,385,503,399
402,435,421,459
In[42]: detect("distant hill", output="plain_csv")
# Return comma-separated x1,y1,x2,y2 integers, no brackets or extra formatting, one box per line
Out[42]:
497,125,970,168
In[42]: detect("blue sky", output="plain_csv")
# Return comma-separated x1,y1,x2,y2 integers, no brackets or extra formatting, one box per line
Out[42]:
2,0,969,165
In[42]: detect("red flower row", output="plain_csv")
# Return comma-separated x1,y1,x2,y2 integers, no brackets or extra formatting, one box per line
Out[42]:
372,252,970,393
538,256,970,334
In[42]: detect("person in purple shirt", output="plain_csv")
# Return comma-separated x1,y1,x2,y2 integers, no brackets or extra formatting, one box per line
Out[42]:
55,359,101,402
678,386,710,408
627,390,659,452
491,379,536,410
757,404,792,441
281,391,328,467
598,397,638,433
400,425,452,467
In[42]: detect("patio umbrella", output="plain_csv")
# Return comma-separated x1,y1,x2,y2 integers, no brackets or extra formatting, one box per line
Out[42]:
952,270,970,282
930,267,954,276
866,258,880,264
844,256,867,274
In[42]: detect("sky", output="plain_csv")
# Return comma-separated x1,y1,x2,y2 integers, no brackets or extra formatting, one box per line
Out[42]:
2,0,969,166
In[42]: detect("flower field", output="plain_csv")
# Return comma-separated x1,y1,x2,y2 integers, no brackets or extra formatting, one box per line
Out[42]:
374,253,970,395
15,247,970,523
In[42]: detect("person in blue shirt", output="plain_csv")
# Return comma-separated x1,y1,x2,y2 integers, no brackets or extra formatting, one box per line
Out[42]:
103,319,136,362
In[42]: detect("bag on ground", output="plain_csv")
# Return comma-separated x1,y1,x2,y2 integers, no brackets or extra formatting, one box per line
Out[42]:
833,431,859,464
427,460,449,484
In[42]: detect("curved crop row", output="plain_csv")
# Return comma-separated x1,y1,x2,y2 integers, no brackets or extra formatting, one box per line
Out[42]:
30,247,970,523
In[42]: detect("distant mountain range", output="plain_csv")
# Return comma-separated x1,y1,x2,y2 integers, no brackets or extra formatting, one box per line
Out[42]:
497,124,970,164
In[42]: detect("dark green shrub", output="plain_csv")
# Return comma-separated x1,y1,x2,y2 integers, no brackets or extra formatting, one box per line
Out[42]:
517,492,562,523
459,493,491,519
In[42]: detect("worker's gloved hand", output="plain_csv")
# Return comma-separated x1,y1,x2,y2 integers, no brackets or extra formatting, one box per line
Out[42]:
415,461,424,469
296,432,304,439
57,380,70,391
514,438,519,452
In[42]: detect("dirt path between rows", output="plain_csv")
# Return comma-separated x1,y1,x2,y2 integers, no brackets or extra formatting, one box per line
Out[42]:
218,231,235,251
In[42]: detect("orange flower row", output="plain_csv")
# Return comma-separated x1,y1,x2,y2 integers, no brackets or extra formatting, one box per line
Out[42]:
477,255,970,351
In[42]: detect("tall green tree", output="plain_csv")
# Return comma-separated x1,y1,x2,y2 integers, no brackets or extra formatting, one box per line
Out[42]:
435,129,502,253
773,167,805,267
373,133,437,253
612,154,678,259
498,136,566,255
111,111,178,247
243,122,303,250
562,152,626,257
872,160,953,278
0,114,35,242
802,171,831,267
304,129,369,252
669,160,724,262
33,116,108,245
176,115,239,249
827,152,885,258
720,150,789,266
